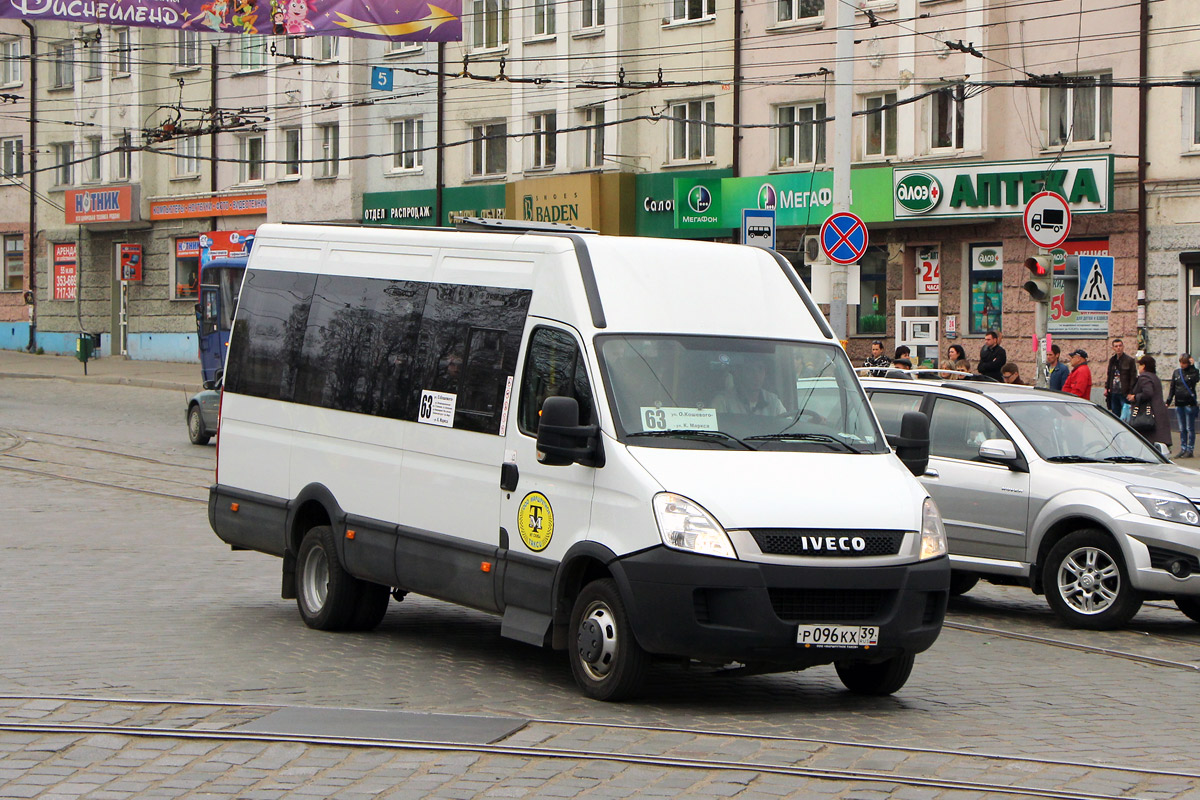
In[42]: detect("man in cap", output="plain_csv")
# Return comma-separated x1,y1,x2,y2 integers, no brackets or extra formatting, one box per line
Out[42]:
1062,349,1093,400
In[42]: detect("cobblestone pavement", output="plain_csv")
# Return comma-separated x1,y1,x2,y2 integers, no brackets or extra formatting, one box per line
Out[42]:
2,377,1200,799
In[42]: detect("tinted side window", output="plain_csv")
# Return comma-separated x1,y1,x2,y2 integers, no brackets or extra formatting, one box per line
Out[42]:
293,276,427,418
929,398,1008,461
519,327,594,435
225,269,315,401
868,391,924,436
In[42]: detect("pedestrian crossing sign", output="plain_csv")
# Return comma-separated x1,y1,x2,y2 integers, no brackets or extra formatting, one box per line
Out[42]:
1077,255,1114,312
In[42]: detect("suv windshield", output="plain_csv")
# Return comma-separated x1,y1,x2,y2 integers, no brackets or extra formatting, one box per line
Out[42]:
597,335,885,453
1003,400,1164,463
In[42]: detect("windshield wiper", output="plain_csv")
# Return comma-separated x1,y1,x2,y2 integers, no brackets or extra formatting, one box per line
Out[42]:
1101,456,1156,463
1046,455,1102,463
627,429,755,450
745,432,863,453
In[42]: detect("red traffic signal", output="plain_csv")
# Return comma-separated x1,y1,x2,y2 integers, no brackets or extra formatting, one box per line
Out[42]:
1022,254,1052,302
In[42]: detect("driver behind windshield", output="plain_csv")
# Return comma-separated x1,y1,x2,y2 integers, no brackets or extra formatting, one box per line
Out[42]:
710,359,786,415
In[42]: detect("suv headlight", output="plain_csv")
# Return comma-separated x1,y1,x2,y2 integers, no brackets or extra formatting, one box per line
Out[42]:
653,493,737,559
919,497,948,560
1128,486,1200,526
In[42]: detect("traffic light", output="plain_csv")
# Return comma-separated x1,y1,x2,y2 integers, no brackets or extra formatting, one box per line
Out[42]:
1059,255,1079,314
1023,254,1052,302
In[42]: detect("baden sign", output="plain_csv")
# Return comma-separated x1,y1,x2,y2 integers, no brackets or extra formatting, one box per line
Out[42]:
893,156,1112,219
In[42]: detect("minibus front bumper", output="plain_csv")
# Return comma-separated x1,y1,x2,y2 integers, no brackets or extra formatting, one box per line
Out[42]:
612,547,949,668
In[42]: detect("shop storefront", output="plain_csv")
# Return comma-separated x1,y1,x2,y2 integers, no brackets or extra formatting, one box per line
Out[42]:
507,173,635,235
361,185,507,228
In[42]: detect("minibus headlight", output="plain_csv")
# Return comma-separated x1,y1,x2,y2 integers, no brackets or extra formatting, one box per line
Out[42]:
1128,486,1200,526
653,493,737,559
919,497,948,560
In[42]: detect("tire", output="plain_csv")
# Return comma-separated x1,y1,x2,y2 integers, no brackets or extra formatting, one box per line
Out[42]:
568,579,649,701
348,582,391,631
835,653,916,695
1042,530,1142,630
295,526,359,631
948,570,979,597
1176,595,1200,624
187,404,210,445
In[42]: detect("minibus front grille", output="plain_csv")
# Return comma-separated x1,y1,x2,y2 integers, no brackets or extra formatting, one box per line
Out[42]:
767,589,892,622
750,529,905,558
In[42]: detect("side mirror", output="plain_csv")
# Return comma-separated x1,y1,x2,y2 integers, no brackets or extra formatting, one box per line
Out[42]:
979,438,1018,463
1157,442,1171,458
537,396,604,468
202,380,215,390
887,411,929,477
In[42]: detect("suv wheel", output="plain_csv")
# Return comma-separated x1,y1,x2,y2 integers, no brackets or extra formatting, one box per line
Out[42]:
1176,595,1200,624
949,570,979,597
1043,530,1142,630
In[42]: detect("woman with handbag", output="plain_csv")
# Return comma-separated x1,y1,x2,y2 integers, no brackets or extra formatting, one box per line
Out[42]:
1166,353,1200,458
1127,355,1172,449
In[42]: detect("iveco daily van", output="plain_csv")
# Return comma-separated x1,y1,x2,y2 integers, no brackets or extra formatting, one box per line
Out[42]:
209,220,950,700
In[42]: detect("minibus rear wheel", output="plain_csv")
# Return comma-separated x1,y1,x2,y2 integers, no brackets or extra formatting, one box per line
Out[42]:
569,579,648,701
835,653,915,695
348,583,391,631
296,525,359,631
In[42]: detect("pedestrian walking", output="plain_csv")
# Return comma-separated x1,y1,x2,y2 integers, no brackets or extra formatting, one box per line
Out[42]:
978,330,1006,382
1105,337,1137,419
1127,355,1172,450
1046,344,1070,392
1167,353,1200,458
1062,348,1092,400
863,340,891,377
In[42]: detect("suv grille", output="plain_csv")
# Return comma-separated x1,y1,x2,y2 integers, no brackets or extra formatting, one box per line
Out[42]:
768,588,892,622
750,529,905,557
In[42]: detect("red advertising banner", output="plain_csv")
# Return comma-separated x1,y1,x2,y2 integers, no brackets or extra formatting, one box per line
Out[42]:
53,243,77,301
149,193,268,220
120,243,143,282
65,186,135,224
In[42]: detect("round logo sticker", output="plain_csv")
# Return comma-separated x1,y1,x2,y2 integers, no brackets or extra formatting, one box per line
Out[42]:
517,492,554,552
895,173,942,214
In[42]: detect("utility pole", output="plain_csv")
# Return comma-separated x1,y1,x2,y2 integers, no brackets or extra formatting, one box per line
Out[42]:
829,0,854,341
22,20,36,352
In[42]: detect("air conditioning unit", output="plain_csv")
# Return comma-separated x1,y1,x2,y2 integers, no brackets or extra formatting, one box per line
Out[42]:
803,234,829,264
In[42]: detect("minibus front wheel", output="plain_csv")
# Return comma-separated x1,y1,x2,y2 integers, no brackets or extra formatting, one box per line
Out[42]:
569,579,649,701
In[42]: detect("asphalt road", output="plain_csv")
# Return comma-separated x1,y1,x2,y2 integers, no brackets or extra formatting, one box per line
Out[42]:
2,377,1199,799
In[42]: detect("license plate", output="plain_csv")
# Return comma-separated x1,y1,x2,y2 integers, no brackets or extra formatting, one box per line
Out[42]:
796,625,879,648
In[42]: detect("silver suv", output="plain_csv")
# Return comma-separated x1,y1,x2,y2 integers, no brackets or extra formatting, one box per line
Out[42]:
861,377,1200,629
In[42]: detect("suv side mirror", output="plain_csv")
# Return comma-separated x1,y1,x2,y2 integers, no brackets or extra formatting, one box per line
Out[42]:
537,396,604,468
888,411,930,477
979,438,1018,462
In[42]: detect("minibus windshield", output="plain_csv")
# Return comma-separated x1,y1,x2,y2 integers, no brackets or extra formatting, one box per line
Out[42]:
597,335,886,453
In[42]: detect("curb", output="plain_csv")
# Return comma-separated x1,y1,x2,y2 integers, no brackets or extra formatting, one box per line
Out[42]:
0,371,199,394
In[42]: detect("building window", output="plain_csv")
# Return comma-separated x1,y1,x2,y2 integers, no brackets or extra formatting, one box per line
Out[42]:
53,142,73,186
318,123,339,177
853,246,887,336
3,235,22,292
83,33,102,80
1,137,22,177
968,243,1003,335
581,0,603,28
777,102,825,167
777,0,821,23
173,237,200,300
387,40,423,56
533,0,555,35
281,36,301,59
177,30,203,68
931,84,965,150
669,0,714,23
1047,72,1112,146
85,136,102,182
115,131,132,180
176,135,201,176
583,106,604,168
864,91,897,157
240,35,267,71
670,99,715,162
113,29,131,75
240,135,265,182
392,118,423,170
282,128,301,176
53,44,73,89
318,37,339,61
0,39,21,85
471,121,507,176
471,0,509,49
531,111,556,169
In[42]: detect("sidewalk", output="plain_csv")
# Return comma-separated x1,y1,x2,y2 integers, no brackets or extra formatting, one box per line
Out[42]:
0,349,202,393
